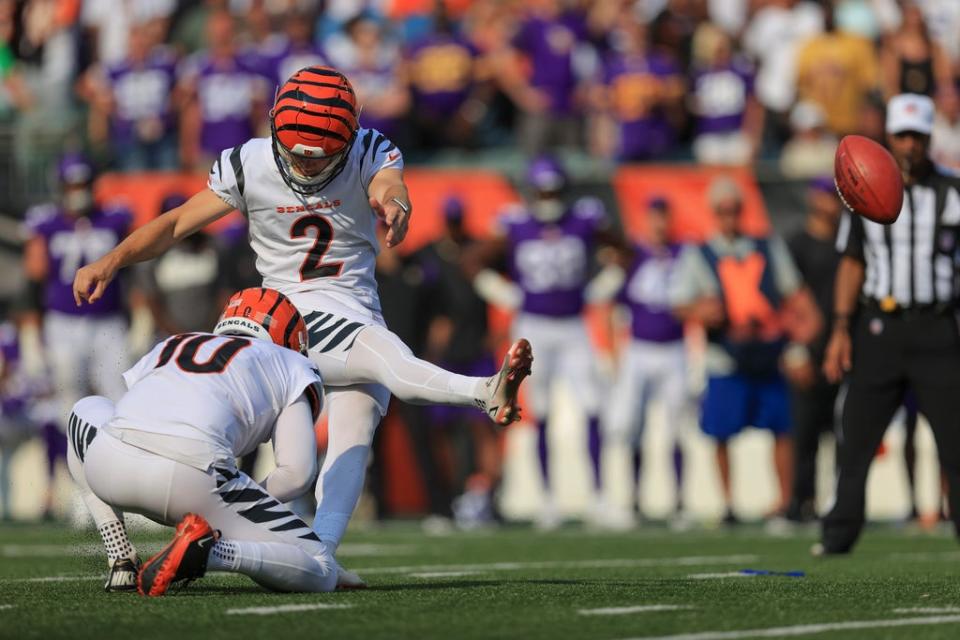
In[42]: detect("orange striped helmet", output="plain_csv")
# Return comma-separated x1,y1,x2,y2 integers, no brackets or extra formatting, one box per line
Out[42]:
270,66,359,195
213,288,308,355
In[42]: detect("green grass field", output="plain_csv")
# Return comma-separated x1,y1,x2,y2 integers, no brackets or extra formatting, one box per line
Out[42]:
1,522,959,639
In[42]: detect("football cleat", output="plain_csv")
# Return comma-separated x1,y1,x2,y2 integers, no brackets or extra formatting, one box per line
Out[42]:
480,339,533,426
335,564,367,590
138,513,217,597
104,556,141,592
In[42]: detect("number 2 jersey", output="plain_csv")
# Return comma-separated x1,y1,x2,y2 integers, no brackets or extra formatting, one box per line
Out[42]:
105,333,323,471
207,129,403,316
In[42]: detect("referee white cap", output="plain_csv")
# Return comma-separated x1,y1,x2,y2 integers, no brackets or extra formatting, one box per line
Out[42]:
886,93,935,135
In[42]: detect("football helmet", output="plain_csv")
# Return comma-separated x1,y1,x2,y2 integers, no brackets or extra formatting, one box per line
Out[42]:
270,66,359,195
213,288,308,355
57,152,96,216
526,155,568,223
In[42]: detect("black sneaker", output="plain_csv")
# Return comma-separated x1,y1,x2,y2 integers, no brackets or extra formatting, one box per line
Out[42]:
137,513,217,597
105,557,141,592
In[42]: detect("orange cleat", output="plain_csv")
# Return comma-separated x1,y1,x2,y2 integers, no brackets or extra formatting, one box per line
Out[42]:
138,513,217,597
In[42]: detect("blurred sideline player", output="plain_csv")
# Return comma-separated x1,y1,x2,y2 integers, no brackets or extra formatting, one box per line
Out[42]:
602,197,689,527
671,177,820,523
22,153,131,418
74,66,532,583
474,155,613,528
67,288,335,595
423,197,503,529
21,153,131,518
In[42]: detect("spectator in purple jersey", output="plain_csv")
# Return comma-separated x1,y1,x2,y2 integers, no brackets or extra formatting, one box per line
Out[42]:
404,4,493,150
84,24,179,171
177,11,267,171
325,13,409,142
22,153,131,446
593,11,684,161
689,23,763,166
474,156,616,528
503,0,594,155
602,197,690,529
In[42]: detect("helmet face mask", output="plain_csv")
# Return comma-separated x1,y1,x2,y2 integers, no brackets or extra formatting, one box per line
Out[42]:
270,66,359,196
272,134,352,194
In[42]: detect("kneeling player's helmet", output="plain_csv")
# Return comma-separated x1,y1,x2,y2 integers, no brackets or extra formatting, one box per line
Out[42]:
270,66,359,195
213,288,308,355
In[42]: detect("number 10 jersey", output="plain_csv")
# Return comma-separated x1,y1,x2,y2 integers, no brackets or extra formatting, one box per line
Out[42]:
106,333,323,471
207,129,403,316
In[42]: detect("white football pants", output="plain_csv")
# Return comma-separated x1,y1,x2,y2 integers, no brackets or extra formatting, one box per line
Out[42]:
71,396,336,592
290,291,491,549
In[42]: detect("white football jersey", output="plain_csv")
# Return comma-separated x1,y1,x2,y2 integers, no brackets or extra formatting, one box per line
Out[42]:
105,333,323,470
207,129,403,315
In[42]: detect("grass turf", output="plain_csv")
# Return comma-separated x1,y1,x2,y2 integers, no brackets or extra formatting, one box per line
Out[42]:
0,522,958,639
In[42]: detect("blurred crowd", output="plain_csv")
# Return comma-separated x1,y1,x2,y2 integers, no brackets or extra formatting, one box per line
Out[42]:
1,0,957,530
1,0,960,200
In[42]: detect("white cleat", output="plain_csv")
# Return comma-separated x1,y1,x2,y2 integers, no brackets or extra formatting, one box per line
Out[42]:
336,564,367,590
482,338,533,426
104,556,140,592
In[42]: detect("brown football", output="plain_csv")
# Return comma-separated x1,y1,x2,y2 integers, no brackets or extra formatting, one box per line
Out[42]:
834,135,904,224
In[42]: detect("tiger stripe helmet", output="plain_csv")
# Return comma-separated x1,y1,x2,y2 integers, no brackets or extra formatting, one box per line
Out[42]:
270,66,359,195
213,288,308,355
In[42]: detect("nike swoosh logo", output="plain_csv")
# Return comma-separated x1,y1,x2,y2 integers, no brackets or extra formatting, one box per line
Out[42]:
387,152,399,162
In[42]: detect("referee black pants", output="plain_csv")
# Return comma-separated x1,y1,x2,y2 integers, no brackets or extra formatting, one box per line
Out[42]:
822,308,960,552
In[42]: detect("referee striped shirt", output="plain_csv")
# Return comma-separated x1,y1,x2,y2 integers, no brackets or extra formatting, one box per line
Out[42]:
835,171,960,306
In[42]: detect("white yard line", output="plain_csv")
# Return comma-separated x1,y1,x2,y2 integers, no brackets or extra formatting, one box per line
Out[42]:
225,603,353,616
10,575,103,583
409,571,484,578
336,543,417,557
889,551,960,562
1,544,162,558
893,607,960,614
1,542,412,558
619,615,960,640
0,605,15,611
2,553,758,584
686,572,755,580
579,605,692,616
354,554,758,576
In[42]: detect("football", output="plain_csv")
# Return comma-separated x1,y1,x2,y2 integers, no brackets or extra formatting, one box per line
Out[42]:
834,134,904,224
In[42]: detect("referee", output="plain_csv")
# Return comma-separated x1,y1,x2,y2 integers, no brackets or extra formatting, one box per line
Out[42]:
818,93,960,555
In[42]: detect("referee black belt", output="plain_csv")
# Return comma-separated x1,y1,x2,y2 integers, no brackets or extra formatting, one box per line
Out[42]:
861,297,955,317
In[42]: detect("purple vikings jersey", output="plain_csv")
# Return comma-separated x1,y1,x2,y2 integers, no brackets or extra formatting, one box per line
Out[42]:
619,243,684,343
691,60,754,136
0,323,24,416
501,198,606,317
179,53,265,157
406,34,478,117
602,51,680,160
512,12,589,115
26,205,130,316
102,47,177,144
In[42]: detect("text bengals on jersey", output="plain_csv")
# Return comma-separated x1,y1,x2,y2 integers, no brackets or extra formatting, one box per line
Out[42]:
276,200,342,213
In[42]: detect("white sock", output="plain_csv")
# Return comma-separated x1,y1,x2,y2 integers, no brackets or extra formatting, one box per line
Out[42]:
347,326,487,407
311,389,381,548
97,520,135,563
207,540,241,572
208,539,335,592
